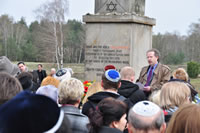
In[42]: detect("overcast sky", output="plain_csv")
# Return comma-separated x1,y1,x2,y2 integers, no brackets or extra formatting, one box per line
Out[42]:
0,0,200,35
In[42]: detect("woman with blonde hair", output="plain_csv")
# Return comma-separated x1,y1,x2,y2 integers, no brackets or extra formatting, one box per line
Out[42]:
160,81,191,123
166,104,200,133
172,68,189,81
170,68,198,102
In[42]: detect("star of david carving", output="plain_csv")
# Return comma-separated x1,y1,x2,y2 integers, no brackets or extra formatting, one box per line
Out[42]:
106,1,117,12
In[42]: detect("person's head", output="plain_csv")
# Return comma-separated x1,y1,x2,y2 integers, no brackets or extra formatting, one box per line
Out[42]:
128,101,166,133
101,69,121,90
82,82,103,105
89,97,127,133
0,56,19,76
38,64,43,71
149,90,161,106
17,61,26,72
41,76,60,88
50,68,56,76
55,68,73,81
58,78,84,106
172,68,189,82
36,85,58,102
120,66,135,82
160,82,191,110
16,72,34,91
146,49,160,66
0,72,22,104
0,91,71,133
104,64,116,71
166,104,200,133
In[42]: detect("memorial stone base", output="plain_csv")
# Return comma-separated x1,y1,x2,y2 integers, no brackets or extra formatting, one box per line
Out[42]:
83,14,155,81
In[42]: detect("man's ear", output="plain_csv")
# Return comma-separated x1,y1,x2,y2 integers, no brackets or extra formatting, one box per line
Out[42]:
160,123,166,133
127,123,134,133
118,82,121,89
111,121,119,129
130,76,134,82
101,80,103,88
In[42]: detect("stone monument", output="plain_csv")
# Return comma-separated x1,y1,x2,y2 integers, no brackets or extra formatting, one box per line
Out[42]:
83,0,156,81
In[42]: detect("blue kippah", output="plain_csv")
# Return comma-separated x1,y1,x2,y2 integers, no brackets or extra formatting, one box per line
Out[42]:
105,69,121,82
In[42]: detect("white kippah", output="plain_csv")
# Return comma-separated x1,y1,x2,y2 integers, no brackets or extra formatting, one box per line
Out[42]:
132,101,160,117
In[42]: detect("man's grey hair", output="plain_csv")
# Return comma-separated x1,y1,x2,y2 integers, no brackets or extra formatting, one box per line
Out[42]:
128,108,165,131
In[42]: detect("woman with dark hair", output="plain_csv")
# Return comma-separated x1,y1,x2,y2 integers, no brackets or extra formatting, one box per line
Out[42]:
88,97,127,133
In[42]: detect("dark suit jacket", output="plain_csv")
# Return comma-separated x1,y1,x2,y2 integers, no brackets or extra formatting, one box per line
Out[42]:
37,70,47,84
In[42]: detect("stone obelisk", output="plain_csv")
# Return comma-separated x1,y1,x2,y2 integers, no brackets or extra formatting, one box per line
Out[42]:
83,0,156,81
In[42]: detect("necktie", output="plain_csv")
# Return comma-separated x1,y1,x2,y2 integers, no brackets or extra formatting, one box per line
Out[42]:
145,67,153,86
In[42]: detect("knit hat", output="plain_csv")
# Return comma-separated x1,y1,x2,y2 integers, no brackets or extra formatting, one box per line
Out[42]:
0,91,64,133
131,101,161,117
55,68,73,81
36,85,58,102
41,76,60,88
0,56,19,76
104,64,116,71
105,69,121,82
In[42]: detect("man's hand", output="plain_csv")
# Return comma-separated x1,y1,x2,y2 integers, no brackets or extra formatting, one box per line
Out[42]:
144,86,151,92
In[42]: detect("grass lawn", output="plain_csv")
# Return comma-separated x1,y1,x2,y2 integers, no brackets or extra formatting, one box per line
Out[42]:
190,78,200,92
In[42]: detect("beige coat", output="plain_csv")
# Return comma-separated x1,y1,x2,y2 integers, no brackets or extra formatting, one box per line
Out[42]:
137,63,171,91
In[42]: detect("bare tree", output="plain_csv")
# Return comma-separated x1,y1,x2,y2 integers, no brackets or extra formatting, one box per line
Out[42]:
35,0,69,69
0,15,14,56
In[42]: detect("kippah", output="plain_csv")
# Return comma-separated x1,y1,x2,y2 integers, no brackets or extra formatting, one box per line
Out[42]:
104,65,116,71
56,69,67,77
105,69,120,82
132,101,160,117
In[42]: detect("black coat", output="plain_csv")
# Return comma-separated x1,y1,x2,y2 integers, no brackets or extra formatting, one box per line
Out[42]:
36,70,47,84
98,126,123,133
82,91,130,117
118,80,147,105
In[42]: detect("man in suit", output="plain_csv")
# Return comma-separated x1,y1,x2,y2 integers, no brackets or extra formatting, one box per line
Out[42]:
36,64,47,85
137,49,171,98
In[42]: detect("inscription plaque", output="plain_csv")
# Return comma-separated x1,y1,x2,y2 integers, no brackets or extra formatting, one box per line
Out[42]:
85,45,130,80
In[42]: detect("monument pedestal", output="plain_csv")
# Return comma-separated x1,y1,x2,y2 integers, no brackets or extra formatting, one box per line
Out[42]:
83,14,155,81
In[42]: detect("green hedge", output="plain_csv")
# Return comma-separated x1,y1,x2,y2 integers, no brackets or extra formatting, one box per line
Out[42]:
187,61,200,78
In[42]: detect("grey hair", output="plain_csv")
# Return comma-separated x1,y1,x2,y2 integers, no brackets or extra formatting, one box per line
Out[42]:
147,48,160,62
128,109,165,131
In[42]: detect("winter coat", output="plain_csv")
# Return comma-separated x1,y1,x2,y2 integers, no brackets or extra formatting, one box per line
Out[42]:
118,80,147,105
137,63,171,91
62,105,89,133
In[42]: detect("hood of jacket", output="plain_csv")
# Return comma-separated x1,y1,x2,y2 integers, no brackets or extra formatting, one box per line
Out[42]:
118,80,139,97
87,91,120,104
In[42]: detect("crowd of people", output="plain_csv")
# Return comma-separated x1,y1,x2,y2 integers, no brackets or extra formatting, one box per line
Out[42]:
0,48,200,133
